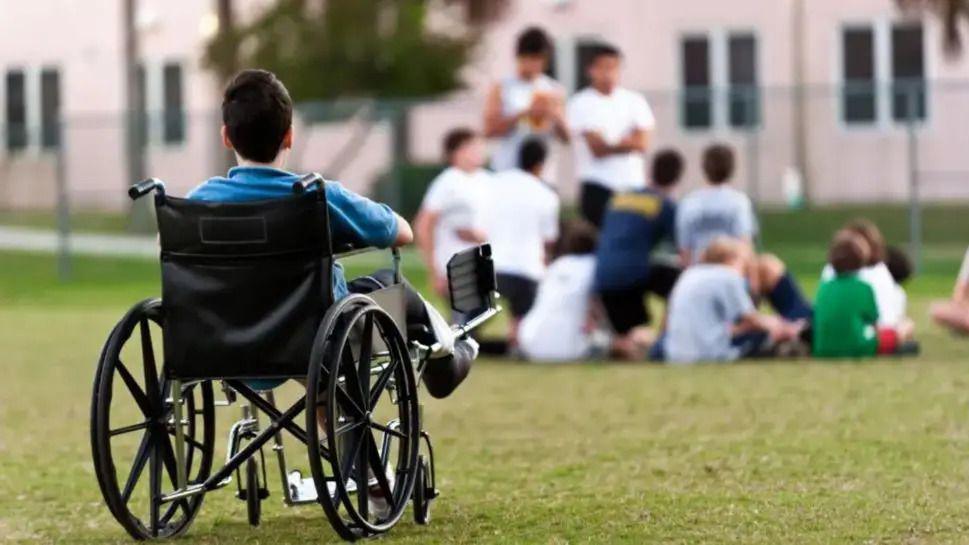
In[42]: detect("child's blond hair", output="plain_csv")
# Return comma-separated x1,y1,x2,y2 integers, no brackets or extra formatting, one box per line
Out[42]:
700,236,746,265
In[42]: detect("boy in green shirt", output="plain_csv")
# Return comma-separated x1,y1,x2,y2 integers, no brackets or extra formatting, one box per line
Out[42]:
814,231,914,358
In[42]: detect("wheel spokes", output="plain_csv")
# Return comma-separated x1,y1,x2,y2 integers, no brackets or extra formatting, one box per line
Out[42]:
369,358,399,408
121,432,151,504
340,349,368,414
111,420,150,437
115,362,152,418
356,428,370,520
334,419,366,437
369,421,407,440
140,319,161,413
148,433,162,536
365,430,397,512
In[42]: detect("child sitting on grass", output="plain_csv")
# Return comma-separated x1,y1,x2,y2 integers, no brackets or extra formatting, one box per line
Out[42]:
657,237,803,364
814,231,915,358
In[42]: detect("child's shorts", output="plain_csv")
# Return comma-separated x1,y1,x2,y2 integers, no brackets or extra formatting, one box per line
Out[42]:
876,327,899,355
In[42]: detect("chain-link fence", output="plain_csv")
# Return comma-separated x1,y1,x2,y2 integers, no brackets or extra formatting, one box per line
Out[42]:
1,82,968,277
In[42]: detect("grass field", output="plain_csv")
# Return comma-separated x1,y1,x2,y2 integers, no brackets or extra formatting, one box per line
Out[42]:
3,216,969,543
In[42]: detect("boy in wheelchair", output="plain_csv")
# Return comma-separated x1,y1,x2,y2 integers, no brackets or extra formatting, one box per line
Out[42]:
188,69,479,398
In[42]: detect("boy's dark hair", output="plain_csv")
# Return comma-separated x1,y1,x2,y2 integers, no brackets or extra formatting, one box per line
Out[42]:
844,218,885,265
443,127,476,162
829,231,869,275
702,144,735,184
518,138,548,172
587,43,622,65
222,69,293,163
886,245,914,284
652,149,684,188
516,27,552,57
556,219,598,257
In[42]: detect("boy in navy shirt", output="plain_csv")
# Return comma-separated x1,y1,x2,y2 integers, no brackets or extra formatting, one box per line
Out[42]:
189,69,476,398
594,150,683,355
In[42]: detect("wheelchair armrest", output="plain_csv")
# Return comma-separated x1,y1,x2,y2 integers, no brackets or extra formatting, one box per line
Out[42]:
446,244,498,316
334,244,378,259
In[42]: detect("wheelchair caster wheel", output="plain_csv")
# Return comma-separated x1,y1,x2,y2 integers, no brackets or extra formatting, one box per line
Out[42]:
246,458,261,527
413,456,433,525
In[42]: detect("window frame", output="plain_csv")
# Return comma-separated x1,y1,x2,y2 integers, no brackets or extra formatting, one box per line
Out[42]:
836,18,929,130
679,32,715,131
726,30,761,129
4,68,29,153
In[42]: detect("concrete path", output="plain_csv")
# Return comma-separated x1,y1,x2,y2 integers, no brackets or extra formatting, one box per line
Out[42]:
0,226,158,259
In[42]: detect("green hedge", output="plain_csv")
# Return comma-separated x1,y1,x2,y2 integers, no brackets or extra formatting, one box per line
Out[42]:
372,163,445,221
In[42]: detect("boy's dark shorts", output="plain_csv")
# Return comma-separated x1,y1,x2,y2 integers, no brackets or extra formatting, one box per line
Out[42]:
496,273,538,319
598,263,681,334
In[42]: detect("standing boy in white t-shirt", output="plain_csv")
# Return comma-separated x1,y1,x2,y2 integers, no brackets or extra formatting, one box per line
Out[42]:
484,26,569,174
415,128,491,298
567,43,656,226
482,138,560,347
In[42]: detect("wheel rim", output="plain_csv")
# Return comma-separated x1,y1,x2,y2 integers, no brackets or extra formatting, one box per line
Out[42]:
307,297,421,538
91,300,215,539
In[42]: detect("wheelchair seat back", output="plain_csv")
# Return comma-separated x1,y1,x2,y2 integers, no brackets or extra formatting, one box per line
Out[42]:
155,190,334,380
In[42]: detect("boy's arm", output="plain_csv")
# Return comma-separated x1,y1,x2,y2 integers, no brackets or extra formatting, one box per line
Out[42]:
483,83,524,137
734,312,798,341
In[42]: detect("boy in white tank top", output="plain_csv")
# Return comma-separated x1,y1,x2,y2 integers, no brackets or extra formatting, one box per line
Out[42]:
483,27,569,175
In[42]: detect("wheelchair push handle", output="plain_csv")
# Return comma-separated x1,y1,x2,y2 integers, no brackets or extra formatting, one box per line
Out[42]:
128,178,166,201
292,172,325,194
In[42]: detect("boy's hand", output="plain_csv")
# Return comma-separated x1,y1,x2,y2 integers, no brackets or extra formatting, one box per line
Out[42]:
456,227,488,244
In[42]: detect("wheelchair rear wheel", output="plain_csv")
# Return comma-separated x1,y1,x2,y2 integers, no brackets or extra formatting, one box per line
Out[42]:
91,299,216,540
306,295,421,540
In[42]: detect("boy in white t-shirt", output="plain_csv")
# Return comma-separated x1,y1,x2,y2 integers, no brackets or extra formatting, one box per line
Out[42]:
482,138,560,347
483,26,569,174
415,128,491,298
567,43,656,226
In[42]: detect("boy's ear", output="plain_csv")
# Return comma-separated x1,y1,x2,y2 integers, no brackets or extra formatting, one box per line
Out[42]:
281,126,293,150
221,126,234,151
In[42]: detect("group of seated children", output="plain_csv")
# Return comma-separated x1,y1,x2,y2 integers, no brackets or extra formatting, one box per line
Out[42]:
515,142,920,364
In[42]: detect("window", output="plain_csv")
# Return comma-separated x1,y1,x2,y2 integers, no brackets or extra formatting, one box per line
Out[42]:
681,36,712,129
5,70,27,151
891,23,925,122
574,40,602,91
727,33,759,128
842,26,877,124
40,68,60,149
162,62,184,144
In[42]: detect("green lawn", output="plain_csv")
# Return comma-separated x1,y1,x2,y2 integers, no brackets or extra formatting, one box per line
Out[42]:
3,241,969,544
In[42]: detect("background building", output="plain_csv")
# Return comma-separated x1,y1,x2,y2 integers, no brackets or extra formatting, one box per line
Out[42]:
2,0,968,212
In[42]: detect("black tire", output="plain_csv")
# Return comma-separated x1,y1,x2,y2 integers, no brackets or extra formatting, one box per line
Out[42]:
91,299,216,540
413,456,431,525
245,458,261,527
306,295,421,540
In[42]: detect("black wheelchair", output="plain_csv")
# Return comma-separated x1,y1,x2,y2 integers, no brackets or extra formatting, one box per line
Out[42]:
90,174,499,541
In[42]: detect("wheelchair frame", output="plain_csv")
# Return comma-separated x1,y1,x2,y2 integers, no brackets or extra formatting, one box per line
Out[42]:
90,175,499,541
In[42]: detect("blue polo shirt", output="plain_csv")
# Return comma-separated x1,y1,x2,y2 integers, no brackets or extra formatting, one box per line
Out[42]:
187,166,399,300
594,187,676,291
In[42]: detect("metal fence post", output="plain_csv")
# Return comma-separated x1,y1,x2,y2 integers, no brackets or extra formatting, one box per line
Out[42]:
55,119,72,282
906,83,922,273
